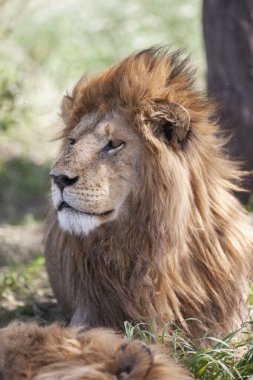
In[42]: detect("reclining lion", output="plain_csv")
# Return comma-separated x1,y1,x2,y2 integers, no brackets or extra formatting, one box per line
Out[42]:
45,47,253,339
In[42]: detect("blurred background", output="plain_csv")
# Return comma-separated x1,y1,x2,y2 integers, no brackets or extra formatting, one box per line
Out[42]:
0,0,252,326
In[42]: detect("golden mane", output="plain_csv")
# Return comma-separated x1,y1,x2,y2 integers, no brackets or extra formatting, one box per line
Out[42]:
0,322,192,380
45,47,253,339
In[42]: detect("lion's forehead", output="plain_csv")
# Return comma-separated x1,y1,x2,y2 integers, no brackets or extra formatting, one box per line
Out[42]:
73,111,127,139
73,111,102,136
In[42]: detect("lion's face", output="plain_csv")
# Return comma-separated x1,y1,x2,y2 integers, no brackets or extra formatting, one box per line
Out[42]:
51,111,142,235
51,49,191,236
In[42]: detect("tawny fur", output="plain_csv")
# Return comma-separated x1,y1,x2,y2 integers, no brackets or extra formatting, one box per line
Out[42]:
45,47,253,339
0,322,192,380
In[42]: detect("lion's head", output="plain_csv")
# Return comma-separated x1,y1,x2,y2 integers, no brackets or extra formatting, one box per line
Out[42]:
51,111,142,235
51,49,191,237
46,48,253,339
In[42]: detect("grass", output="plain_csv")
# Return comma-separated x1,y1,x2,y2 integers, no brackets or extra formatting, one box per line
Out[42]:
246,195,253,212
124,321,253,379
0,255,63,327
124,284,253,379
0,256,46,298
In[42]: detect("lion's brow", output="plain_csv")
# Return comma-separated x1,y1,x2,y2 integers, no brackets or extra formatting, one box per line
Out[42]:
75,112,103,136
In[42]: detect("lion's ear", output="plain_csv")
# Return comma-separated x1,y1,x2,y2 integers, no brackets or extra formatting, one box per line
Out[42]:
149,100,190,146
61,94,74,123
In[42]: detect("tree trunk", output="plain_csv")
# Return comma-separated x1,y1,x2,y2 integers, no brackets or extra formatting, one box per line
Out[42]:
203,0,253,204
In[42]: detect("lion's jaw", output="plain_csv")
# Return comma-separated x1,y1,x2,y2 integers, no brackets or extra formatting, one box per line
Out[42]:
51,184,111,235
51,112,141,236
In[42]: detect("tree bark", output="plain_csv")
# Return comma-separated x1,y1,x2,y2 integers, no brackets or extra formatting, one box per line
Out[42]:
203,0,253,203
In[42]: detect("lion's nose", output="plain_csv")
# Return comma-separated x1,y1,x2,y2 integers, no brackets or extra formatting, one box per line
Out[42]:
50,173,79,191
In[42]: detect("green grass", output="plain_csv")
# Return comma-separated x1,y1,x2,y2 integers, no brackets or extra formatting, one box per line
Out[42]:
246,195,253,212
0,256,45,298
0,256,62,327
124,320,253,379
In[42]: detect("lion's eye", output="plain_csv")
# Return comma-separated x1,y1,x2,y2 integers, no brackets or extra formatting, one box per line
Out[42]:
105,139,125,153
69,138,76,148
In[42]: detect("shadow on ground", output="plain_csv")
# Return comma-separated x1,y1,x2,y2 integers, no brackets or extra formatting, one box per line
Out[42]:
0,256,64,327
0,300,63,328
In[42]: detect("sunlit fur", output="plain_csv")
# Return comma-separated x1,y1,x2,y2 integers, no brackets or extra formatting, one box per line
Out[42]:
0,322,192,380
45,47,253,340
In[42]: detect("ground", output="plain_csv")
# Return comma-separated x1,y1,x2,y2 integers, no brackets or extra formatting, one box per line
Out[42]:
0,220,63,327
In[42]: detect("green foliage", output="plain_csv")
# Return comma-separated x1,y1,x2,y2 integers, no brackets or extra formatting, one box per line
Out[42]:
249,284,253,310
0,17,31,132
0,157,50,223
246,194,253,212
124,321,253,379
0,59,30,132
0,62,23,131
0,256,62,326
124,321,158,344
178,324,253,379
11,0,204,86
0,256,45,298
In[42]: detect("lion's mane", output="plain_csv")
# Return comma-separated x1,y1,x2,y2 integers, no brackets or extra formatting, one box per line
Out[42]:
45,47,253,339
0,322,191,380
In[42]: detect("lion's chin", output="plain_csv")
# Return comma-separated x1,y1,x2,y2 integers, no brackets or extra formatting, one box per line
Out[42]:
58,208,102,235
57,208,116,236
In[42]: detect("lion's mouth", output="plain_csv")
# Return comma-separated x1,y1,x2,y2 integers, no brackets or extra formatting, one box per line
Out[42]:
57,201,114,217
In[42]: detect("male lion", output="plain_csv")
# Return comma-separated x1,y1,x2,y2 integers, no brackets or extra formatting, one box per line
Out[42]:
45,47,253,339
0,322,192,380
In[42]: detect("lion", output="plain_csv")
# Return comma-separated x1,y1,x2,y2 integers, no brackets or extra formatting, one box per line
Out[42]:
0,322,192,380
45,47,253,340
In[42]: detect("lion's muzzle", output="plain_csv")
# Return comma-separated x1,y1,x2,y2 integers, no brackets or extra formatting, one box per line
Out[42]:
50,171,79,192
